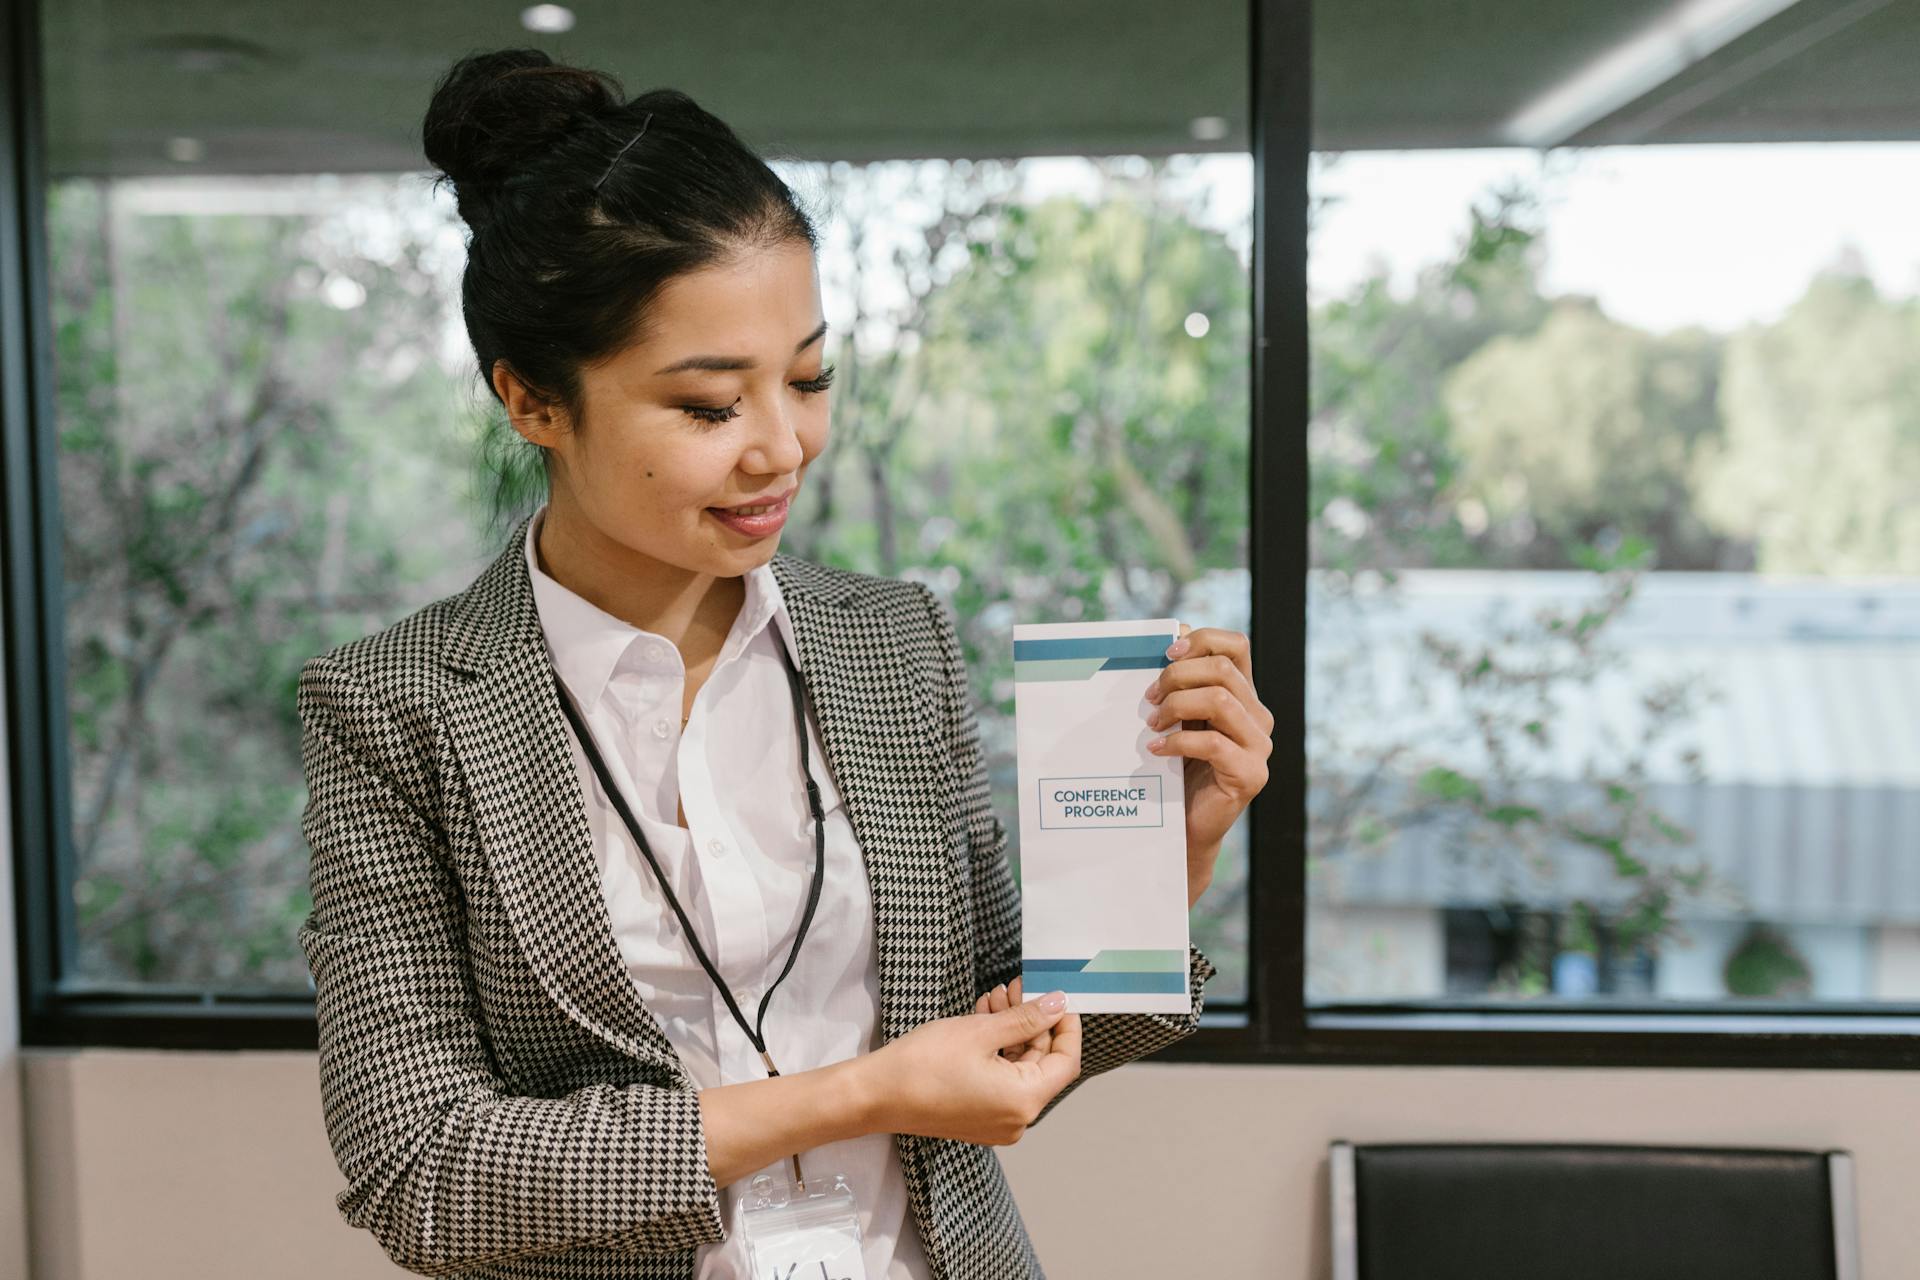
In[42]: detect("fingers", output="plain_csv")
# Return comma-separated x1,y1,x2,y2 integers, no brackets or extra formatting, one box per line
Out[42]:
1148,631,1272,737
1148,683,1270,756
1147,725,1271,797
1172,624,1252,687
1033,1011,1083,1095
985,991,1068,1050
1001,977,1037,1059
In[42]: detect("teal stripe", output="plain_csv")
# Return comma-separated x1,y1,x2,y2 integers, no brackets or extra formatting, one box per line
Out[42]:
1022,971,1187,994
1022,958,1093,972
1013,634,1174,662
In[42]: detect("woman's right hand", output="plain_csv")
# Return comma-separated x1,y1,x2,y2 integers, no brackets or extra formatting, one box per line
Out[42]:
860,992,1082,1146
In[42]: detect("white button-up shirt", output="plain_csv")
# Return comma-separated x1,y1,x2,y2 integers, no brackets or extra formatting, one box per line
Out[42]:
525,504,932,1280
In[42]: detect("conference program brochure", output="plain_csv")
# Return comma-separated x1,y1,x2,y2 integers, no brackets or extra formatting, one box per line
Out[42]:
1012,618,1191,1014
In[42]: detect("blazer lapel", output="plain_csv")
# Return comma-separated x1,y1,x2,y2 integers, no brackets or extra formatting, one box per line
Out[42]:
440,514,680,1072
438,514,965,1076
770,556,971,1042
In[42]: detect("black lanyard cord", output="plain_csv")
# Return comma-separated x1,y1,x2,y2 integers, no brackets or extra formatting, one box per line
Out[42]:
547,635,827,1078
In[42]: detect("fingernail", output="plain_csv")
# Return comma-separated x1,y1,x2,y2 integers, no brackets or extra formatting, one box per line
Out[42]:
1038,990,1067,1012
1166,637,1189,657
1145,681,1161,703
1148,737,1166,751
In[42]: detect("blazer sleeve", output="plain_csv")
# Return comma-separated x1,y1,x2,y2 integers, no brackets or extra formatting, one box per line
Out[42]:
295,654,725,1275
915,585,1217,1127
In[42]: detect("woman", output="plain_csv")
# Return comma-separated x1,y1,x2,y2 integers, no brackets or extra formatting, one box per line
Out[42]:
296,49,1273,1280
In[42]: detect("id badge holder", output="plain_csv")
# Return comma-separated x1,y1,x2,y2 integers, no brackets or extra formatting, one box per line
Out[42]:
739,1170,870,1280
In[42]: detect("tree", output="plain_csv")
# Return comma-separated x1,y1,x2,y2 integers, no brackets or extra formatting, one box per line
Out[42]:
51,175,475,987
1694,267,1920,574
1443,297,1733,569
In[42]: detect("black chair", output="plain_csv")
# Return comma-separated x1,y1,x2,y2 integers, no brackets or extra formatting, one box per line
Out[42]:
1329,1140,1859,1280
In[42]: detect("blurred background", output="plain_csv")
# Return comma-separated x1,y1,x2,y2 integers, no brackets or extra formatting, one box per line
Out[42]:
6,0,1920,1275
35,0,1919,1018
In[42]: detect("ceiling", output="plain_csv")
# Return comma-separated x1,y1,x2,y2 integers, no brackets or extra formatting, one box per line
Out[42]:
35,0,1920,178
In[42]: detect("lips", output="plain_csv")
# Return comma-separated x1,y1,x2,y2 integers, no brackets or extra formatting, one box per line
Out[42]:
705,487,795,537
711,485,797,514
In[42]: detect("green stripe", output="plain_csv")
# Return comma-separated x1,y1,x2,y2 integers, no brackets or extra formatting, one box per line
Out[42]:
1013,657,1108,683
1083,948,1187,973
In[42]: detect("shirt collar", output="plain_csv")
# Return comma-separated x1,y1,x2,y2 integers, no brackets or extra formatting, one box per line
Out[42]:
524,502,794,710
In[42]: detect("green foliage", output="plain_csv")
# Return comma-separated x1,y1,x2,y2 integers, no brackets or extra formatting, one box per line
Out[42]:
50,175,482,989
1723,924,1813,998
53,150,1913,1005
1694,270,1920,573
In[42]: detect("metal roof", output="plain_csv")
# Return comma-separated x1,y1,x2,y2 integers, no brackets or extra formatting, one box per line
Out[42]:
1182,568,1920,924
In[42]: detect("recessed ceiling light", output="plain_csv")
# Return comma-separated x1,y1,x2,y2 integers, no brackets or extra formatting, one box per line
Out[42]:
165,136,205,163
1189,116,1230,142
521,5,576,33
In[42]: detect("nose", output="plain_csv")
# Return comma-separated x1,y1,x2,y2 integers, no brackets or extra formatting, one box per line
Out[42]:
741,390,808,476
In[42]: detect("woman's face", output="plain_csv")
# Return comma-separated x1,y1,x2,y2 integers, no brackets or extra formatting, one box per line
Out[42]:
516,237,831,578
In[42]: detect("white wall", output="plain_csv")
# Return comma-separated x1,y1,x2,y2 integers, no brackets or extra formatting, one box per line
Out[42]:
10,1051,1919,1278
2,641,35,1280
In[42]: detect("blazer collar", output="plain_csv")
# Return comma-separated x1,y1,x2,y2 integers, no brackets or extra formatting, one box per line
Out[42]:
437,512,969,1076
443,510,870,681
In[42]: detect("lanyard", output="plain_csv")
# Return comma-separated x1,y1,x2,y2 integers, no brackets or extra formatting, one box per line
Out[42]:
548,634,827,1188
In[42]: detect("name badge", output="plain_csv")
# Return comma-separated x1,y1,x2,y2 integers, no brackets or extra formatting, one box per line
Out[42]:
739,1172,870,1280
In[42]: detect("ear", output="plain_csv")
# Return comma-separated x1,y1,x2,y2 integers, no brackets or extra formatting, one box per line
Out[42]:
491,361,569,448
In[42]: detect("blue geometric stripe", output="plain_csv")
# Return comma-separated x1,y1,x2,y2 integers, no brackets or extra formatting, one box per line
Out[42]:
1022,958,1094,972
1012,634,1173,662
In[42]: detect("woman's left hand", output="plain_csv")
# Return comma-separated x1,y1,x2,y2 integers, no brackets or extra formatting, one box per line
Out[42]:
1144,623,1273,908
975,977,1050,1061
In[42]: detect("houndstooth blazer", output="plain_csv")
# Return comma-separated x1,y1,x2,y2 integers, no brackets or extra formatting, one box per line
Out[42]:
296,510,1217,1279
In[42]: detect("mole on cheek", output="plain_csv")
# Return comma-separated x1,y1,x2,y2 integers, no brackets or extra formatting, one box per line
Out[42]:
646,470,654,478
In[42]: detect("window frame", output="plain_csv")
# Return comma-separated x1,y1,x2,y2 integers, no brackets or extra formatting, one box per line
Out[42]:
5,0,1919,1064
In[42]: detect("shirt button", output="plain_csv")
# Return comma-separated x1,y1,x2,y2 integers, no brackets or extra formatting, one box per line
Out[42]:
646,642,669,663
707,838,726,856
653,718,672,739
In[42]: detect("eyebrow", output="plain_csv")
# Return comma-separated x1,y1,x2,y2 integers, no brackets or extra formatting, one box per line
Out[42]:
652,319,830,376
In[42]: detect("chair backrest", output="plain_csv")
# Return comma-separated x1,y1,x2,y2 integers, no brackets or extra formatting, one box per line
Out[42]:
1329,1141,1859,1280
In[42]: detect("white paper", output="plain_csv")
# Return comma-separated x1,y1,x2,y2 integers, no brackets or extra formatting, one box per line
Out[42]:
740,1175,870,1280
1012,617,1191,1014
747,1223,868,1280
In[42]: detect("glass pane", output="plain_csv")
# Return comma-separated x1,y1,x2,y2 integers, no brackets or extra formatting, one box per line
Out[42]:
778,156,1255,1003
1307,4,1920,1004
41,9,1251,1000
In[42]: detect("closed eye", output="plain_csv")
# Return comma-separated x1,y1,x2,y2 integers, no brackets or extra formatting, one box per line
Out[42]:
680,365,835,427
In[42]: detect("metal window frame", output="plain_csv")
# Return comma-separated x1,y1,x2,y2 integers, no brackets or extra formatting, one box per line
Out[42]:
5,0,1920,1062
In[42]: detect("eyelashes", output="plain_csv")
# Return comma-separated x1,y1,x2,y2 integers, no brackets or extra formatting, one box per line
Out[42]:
682,364,836,426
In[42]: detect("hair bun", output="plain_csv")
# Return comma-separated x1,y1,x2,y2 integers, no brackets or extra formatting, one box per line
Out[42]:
422,48,622,228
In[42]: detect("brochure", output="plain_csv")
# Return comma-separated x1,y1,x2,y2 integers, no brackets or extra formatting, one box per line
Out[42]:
1012,617,1191,1014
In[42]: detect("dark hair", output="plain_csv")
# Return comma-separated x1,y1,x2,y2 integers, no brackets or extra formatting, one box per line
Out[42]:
421,48,820,535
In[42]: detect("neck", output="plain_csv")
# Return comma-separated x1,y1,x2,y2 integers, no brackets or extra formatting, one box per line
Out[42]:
534,498,746,656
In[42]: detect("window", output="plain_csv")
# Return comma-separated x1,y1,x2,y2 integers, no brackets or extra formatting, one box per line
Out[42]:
5,0,1254,1042
9,0,1918,1065
1290,0,1920,1062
